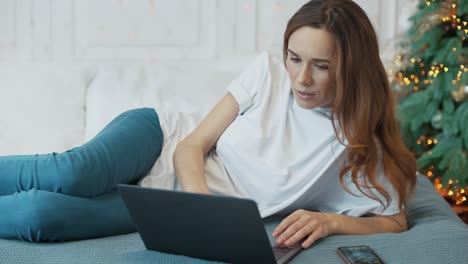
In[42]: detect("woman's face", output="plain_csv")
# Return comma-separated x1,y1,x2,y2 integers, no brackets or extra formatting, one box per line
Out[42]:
285,26,336,109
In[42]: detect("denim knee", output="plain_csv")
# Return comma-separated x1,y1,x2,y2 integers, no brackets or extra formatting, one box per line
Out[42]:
1,190,54,241
121,107,164,148
0,189,135,242
52,107,164,197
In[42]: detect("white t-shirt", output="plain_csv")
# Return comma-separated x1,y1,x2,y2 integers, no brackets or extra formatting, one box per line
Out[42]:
139,51,401,218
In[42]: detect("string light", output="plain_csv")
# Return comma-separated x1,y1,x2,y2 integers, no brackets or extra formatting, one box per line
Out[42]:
404,77,411,85
432,176,467,205
456,196,467,205
395,0,468,206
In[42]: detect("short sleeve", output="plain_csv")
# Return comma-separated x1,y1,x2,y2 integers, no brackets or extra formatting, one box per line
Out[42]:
226,51,271,115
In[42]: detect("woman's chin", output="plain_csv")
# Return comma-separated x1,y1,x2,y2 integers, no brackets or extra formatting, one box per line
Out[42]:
293,95,319,109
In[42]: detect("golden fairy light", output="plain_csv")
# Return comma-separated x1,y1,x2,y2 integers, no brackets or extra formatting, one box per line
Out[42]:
404,78,411,85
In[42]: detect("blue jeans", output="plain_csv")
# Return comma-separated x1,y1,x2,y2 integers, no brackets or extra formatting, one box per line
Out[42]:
0,108,164,241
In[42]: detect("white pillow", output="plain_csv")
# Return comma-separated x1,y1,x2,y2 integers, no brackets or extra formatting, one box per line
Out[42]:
84,60,249,141
0,63,92,155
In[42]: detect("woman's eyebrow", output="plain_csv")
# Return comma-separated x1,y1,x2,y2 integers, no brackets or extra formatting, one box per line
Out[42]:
287,49,330,63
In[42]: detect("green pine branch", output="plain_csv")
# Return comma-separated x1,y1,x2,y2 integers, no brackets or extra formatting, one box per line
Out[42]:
394,0,468,194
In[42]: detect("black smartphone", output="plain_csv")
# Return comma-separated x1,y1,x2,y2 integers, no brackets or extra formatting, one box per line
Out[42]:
336,245,385,264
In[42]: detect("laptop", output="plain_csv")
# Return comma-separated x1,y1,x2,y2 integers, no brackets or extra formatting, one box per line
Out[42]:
117,184,302,264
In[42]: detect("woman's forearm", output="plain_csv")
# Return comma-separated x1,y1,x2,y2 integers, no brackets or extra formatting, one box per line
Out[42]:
273,209,408,248
327,210,408,235
173,142,210,194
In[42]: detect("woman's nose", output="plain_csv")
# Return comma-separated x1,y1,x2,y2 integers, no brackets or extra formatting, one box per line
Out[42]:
298,67,313,86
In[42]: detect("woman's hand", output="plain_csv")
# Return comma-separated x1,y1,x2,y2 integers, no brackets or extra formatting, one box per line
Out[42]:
272,209,334,249
272,209,407,249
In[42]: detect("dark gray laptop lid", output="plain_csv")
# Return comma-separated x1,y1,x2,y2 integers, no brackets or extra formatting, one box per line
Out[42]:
118,184,277,264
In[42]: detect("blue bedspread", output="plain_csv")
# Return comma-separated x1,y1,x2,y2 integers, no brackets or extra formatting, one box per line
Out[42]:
1,175,467,264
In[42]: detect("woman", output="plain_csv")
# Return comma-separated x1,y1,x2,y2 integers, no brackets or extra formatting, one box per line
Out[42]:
0,0,416,248
173,0,416,249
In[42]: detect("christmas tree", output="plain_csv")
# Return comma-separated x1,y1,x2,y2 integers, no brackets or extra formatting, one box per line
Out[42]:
393,0,468,205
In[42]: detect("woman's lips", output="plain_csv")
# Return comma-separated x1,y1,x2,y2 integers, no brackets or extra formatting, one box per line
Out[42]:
296,90,315,100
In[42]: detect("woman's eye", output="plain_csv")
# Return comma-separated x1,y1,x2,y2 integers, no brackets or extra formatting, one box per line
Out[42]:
290,57,301,63
316,64,329,70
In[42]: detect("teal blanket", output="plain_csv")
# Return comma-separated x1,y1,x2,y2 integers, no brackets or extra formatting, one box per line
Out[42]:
1,175,467,263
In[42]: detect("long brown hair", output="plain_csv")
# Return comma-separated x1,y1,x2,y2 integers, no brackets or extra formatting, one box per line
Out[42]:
283,0,417,211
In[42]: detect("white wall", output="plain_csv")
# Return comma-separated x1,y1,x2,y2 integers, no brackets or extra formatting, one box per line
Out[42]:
0,0,419,155
0,0,417,63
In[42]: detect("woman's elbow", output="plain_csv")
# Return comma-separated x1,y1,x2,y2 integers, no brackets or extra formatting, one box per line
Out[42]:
386,211,408,233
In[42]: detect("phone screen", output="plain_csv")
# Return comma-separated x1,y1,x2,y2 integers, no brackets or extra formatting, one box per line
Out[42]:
336,245,385,264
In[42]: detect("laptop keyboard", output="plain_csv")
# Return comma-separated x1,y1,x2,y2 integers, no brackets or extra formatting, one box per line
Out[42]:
272,245,294,260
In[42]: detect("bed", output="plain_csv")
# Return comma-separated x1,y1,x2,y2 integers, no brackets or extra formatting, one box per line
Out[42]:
0,61,467,264
0,175,467,263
